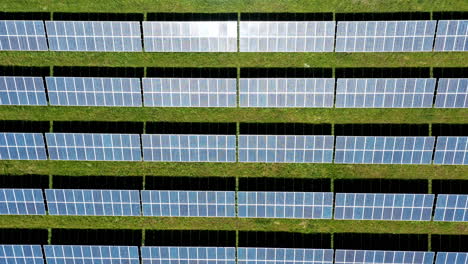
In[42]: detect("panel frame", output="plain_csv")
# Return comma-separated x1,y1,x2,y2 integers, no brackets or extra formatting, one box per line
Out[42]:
0,76,48,106
0,188,46,215
238,247,334,264
44,245,140,264
0,20,48,51
434,78,468,108
434,194,468,222
141,247,236,264
0,132,47,160
434,20,468,52
334,249,435,264
0,244,44,264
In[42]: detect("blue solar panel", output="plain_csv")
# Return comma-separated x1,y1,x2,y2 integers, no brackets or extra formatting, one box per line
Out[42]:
334,136,435,164
0,77,47,106
238,192,333,219
0,133,47,160
142,134,236,162
436,252,468,264
239,135,334,163
239,78,335,108
238,248,334,264
434,137,468,165
336,21,436,52
142,78,236,107
336,78,436,108
44,245,139,264
434,20,468,51
335,250,435,264
46,77,142,107
46,21,142,52
434,194,468,222
0,189,45,215
334,193,434,221
45,133,141,161
0,20,48,51
45,189,141,216
0,245,44,264
141,190,235,217
141,247,236,264
435,79,468,108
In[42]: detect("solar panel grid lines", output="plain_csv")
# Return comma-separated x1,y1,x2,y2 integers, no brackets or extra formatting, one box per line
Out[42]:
0,20,48,51
238,135,334,163
238,247,334,264
334,250,435,264
335,20,437,52
141,247,236,264
433,194,468,222
239,21,335,52
334,193,435,221
46,77,143,107
434,137,468,165
45,189,141,216
0,245,44,264
0,76,48,106
44,245,140,264
0,189,46,215
239,78,335,108
143,21,237,52
142,78,237,107
141,190,236,217
434,20,468,51
435,78,468,108
45,21,142,52
45,133,142,161
436,252,468,264
0,133,47,160
238,192,333,219
335,78,436,108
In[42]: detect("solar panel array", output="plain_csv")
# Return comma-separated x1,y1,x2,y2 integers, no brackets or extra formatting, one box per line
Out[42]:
0,133,47,160
238,192,333,219
239,78,335,107
46,77,142,107
336,21,437,52
141,191,235,217
0,189,46,215
45,133,141,161
143,78,237,107
0,77,47,106
434,20,468,51
0,245,44,264
239,22,335,52
334,193,434,221
142,134,236,162
141,247,236,264
334,136,435,164
45,189,141,216
336,78,436,108
435,78,468,108
44,245,140,264
239,135,334,163
238,248,334,264
334,250,435,264
45,21,142,52
0,20,48,51
433,194,468,222
434,137,468,165
436,252,468,264
143,22,237,52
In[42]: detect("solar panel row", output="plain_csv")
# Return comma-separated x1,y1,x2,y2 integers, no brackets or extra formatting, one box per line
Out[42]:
141,247,236,264
238,248,334,264
44,245,140,264
334,250,435,264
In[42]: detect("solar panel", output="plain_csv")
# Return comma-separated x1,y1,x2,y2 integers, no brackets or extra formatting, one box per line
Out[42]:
45,21,142,52
142,78,236,107
238,248,334,264
239,78,335,108
45,133,141,161
141,190,235,217
434,194,468,222
239,135,334,163
434,137,468,165
0,133,47,160
436,252,468,264
0,20,48,51
435,78,468,108
238,192,333,219
142,134,236,162
434,20,468,51
334,193,434,221
45,189,141,216
335,21,436,52
143,21,237,52
141,247,236,264
0,189,46,215
239,21,335,52
334,136,435,164
336,78,436,108
46,77,142,107
44,245,139,264
335,250,435,264
0,77,47,106
0,245,44,264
